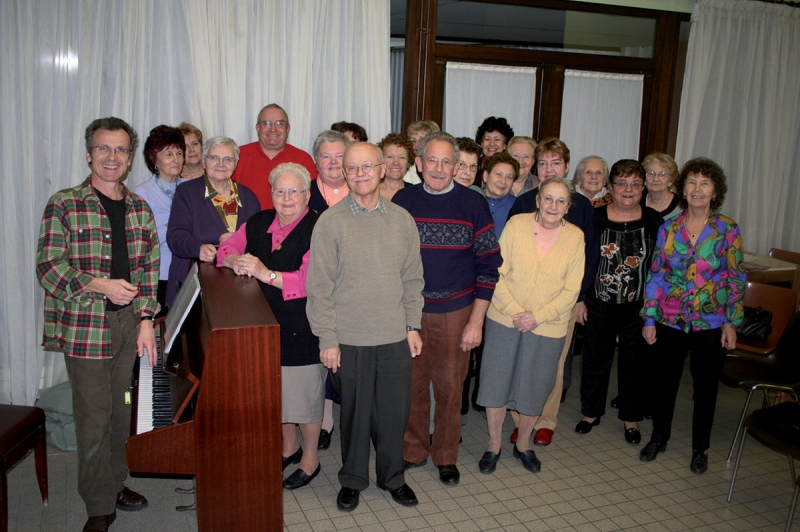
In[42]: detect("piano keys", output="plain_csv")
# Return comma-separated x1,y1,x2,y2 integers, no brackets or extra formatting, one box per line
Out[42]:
133,325,173,435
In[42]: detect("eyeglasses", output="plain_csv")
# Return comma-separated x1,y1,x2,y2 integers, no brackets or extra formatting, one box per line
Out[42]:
537,159,564,170
457,161,478,173
540,195,569,208
612,181,644,190
511,153,532,162
646,170,671,180
424,156,455,168
92,145,131,157
257,120,288,129
272,188,306,197
343,163,384,176
206,155,236,165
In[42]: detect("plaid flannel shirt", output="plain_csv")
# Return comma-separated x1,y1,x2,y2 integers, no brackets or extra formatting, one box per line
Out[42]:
36,178,160,359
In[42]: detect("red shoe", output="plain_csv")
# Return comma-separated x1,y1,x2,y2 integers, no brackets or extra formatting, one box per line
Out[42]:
533,428,553,446
509,428,518,443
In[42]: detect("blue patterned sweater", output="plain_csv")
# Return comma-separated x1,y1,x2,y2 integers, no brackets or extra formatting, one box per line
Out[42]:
393,183,502,314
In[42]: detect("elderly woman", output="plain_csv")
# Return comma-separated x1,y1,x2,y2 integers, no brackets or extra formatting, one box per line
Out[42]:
404,121,440,185
454,138,483,193
474,117,514,163
476,177,585,474
507,136,538,197
217,163,323,489
640,157,745,474
308,130,351,213
378,133,414,201
134,125,185,311
482,152,519,238
178,122,204,182
166,136,260,305
575,160,663,444
642,153,681,218
572,156,611,208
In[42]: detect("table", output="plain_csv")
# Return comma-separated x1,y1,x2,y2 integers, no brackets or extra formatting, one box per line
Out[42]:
744,251,800,290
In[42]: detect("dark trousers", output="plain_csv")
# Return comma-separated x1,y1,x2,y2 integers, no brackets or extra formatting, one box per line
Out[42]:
580,297,645,422
650,323,728,452
331,339,412,491
64,307,137,517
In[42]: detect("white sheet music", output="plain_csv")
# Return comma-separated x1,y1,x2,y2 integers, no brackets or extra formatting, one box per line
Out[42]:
164,262,201,354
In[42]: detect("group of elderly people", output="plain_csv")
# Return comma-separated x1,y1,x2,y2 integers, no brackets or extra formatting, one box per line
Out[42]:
131,108,745,512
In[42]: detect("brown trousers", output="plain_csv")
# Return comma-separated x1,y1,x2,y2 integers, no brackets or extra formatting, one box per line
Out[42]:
403,305,472,466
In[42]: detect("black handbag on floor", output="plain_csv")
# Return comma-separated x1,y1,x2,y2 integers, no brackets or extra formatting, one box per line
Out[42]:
738,306,773,343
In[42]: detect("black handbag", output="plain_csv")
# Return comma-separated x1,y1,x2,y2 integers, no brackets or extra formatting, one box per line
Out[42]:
738,306,773,343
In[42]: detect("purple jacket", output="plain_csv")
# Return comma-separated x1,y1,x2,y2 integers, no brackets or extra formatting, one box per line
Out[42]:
165,177,260,305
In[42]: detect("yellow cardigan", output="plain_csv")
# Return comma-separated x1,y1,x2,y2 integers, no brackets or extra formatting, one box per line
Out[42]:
487,213,585,338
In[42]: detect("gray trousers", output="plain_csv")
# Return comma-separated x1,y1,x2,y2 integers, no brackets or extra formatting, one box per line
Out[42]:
64,307,137,517
331,339,412,491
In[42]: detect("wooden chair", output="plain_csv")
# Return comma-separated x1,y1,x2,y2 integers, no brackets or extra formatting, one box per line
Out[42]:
737,281,800,356
0,405,48,532
728,402,800,532
770,248,800,266
724,310,800,461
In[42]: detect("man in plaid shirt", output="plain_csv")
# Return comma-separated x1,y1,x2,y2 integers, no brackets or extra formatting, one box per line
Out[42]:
36,117,160,532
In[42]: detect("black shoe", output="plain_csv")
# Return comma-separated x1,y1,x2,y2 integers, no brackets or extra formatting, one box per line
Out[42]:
116,487,148,511
438,464,460,485
379,483,418,507
575,418,600,434
640,441,667,462
513,445,541,473
690,450,708,474
318,426,334,450
560,389,567,403
610,396,619,409
403,458,427,471
336,487,360,512
83,511,116,532
478,450,501,474
282,447,303,471
283,463,321,490
624,427,642,445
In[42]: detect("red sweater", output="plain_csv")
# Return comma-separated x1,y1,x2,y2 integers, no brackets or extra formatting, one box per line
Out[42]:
232,142,317,209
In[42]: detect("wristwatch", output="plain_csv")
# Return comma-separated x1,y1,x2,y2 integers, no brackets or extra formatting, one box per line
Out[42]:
407,326,421,332
268,271,278,285
140,316,155,323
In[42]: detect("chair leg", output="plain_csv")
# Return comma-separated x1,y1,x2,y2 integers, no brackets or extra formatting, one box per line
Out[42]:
1,460,7,532
728,390,756,462
34,423,48,506
786,477,800,532
791,455,798,489
728,426,750,502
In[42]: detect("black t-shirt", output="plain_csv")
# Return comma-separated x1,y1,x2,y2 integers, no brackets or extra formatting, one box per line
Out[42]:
95,188,131,311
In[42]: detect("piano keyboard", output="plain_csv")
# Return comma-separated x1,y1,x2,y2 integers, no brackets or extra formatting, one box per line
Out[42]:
136,326,173,434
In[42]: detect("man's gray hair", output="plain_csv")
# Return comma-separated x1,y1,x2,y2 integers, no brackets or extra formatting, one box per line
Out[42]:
571,156,609,188
258,103,289,124
269,163,312,191
416,132,460,160
203,136,240,160
84,117,139,155
312,130,351,160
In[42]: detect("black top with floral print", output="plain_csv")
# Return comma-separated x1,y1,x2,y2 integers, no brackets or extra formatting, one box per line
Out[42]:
593,205,664,304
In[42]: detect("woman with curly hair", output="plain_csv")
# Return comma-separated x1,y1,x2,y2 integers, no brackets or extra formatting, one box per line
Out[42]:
639,157,746,474
378,133,414,201
474,116,514,163
574,160,662,444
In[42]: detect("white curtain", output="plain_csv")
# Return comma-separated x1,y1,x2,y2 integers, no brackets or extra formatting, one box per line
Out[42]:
444,62,537,139
560,70,644,178
676,0,800,254
0,0,391,405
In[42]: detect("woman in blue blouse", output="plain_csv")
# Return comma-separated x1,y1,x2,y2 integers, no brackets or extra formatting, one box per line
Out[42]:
639,157,746,474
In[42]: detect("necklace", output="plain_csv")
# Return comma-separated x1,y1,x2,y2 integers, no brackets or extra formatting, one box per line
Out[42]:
154,175,176,200
686,214,710,240
533,219,562,249
648,191,669,212
319,179,346,206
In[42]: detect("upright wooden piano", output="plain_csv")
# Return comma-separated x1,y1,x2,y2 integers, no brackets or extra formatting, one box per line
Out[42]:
126,262,282,531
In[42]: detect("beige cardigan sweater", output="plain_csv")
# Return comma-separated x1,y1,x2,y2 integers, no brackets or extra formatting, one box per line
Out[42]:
487,213,585,338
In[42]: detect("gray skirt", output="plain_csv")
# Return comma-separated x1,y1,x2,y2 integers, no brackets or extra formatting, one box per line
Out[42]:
477,317,566,416
282,364,326,424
